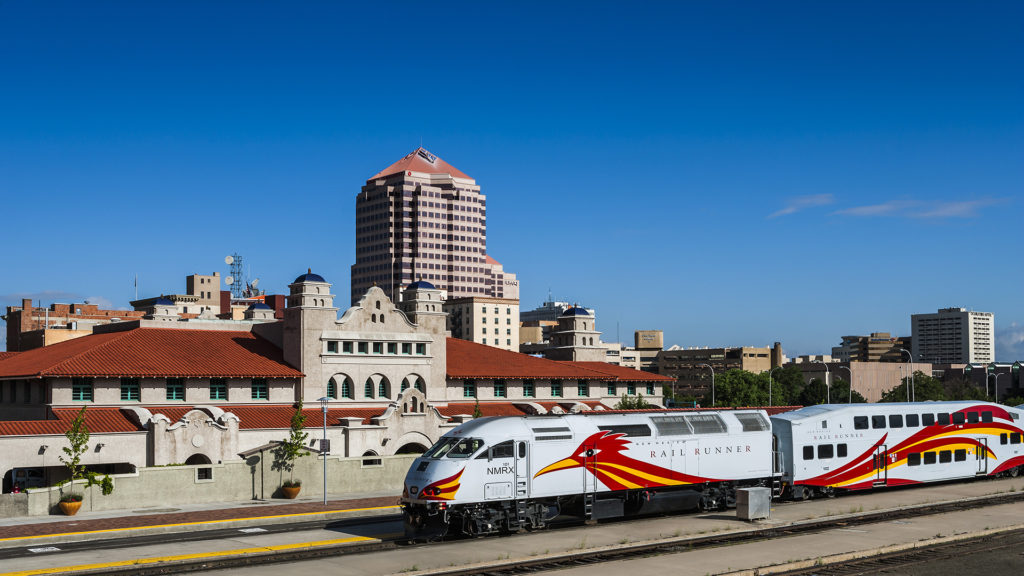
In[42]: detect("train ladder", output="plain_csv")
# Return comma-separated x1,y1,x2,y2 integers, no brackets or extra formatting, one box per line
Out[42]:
583,445,596,520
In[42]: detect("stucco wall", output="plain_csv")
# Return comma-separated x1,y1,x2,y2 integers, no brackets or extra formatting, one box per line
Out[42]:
16,453,415,517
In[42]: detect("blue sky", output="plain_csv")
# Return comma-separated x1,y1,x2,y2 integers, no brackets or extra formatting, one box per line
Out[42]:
1,2,1022,359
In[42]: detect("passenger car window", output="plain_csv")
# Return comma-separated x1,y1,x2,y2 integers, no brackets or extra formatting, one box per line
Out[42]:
818,444,834,459
837,444,848,458
967,412,979,424
854,416,868,430
922,413,935,426
803,446,814,460
981,411,993,423
908,453,921,466
952,413,966,425
906,414,919,427
939,450,952,463
1011,433,1022,445
924,452,937,465
872,415,886,429
938,413,951,425
954,449,966,461
889,414,903,428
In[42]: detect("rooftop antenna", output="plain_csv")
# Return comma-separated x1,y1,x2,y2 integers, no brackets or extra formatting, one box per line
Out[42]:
225,254,244,298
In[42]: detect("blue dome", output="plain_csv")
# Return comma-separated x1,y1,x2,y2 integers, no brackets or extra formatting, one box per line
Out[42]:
562,306,590,317
294,268,326,283
408,280,436,290
247,302,272,310
154,296,175,306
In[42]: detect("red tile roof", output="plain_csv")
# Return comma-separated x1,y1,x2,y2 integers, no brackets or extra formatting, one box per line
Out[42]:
564,362,674,382
371,148,472,180
128,405,388,428
0,407,140,437
0,328,303,379
446,338,617,380
0,352,18,361
436,402,534,418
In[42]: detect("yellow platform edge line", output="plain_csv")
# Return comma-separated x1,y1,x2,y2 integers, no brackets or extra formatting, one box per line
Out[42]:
0,535,376,576
0,505,399,543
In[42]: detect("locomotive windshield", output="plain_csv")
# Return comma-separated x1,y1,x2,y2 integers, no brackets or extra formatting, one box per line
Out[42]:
423,437,485,459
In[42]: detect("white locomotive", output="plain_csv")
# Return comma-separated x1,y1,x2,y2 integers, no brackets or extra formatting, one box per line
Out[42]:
401,401,1024,539
400,410,774,539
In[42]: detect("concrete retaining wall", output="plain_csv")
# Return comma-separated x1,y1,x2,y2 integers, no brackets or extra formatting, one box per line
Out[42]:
14,452,416,517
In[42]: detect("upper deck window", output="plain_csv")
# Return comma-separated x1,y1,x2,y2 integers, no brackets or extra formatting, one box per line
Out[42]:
871,415,886,429
735,413,770,432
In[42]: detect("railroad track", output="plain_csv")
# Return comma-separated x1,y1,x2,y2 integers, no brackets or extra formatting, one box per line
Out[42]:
72,489,1024,576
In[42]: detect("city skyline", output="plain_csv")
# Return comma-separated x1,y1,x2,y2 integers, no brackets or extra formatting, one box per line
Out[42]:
2,2,1021,359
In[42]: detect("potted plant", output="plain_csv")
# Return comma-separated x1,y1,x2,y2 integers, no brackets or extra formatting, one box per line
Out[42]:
57,406,89,515
59,492,83,516
281,479,302,499
56,406,115,515
273,400,310,499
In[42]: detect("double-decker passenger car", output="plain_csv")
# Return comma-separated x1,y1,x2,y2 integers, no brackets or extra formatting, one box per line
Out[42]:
401,410,775,539
772,401,1024,499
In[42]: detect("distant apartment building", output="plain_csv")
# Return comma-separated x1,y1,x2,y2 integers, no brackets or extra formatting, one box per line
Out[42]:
350,147,518,304
520,300,594,323
443,294,520,352
911,307,994,364
131,272,224,318
2,300,145,352
831,332,911,362
658,343,784,397
604,330,663,372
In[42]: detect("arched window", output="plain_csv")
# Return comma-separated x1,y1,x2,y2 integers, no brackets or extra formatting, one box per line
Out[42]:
327,378,337,399
378,378,389,398
415,377,425,392
376,300,381,310
372,313,377,322
341,377,353,399
364,378,374,398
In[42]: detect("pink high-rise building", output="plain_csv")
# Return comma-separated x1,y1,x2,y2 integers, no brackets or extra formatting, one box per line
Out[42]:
351,148,518,304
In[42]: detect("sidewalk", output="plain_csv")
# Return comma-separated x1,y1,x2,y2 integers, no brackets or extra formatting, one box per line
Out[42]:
0,490,400,547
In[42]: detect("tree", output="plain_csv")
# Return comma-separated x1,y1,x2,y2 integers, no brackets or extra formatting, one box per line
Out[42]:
880,371,947,402
946,379,989,401
1001,396,1024,407
705,369,768,408
768,365,807,406
274,401,310,487
798,378,830,406
615,393,651,409
828,379,867,404
59,406,90,495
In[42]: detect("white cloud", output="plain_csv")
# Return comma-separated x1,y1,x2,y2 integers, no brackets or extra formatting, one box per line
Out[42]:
768,194,835,218
83,296,115,309
996,323,1024,362
833,198,1006,219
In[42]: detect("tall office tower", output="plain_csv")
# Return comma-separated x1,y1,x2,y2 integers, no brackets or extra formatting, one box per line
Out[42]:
351,148,518,304
911,307,995,364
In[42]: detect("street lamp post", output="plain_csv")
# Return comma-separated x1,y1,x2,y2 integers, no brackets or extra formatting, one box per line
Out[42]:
900,349,915,402
768,366,782,407
816,362,830,404
838,366,853,403
699,364,715,407
317,397,330,505
992,373,1005,402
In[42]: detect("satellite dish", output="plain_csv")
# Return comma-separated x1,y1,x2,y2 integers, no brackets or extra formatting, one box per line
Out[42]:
225,276,234,285
225,255,234,265
251,278,259,287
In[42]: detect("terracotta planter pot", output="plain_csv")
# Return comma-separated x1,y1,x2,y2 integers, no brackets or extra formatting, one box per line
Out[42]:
281,485,301,499
59,500,83,516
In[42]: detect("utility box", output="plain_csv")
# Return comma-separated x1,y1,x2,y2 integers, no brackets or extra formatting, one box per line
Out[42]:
736,487,771,521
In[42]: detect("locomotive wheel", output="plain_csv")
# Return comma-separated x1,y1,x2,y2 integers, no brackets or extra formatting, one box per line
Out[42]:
1009,466,1021,478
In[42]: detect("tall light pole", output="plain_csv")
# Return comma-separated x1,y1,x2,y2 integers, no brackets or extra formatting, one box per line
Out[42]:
900,349,915,402
993,373,1005,402
899,364,907,401
815,362,830,404
699,364,715,407
317,397,330,505
838,366,853,403
768,366,782,407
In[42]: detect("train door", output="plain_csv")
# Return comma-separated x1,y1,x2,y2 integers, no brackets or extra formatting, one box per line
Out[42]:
582,441,597,495
976,438,989,475
515,441,529,499
873,445,888,485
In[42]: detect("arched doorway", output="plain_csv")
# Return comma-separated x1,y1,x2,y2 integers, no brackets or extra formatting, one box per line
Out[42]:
395,443,428,455
184,453,212,465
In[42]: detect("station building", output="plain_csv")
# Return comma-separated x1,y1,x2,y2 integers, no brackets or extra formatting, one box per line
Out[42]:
0,272,670,490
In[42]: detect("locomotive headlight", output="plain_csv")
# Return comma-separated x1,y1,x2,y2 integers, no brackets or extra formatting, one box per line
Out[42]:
409,486,418,496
